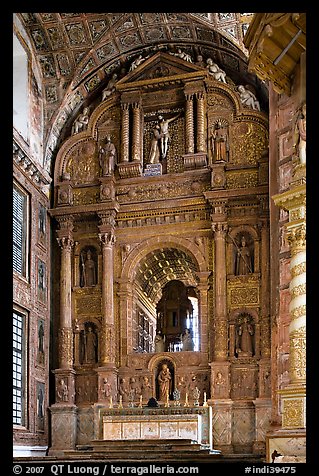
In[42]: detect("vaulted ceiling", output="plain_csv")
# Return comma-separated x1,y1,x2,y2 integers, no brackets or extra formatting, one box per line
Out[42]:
14,13,260,169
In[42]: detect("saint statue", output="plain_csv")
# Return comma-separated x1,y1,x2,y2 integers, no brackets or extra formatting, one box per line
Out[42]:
83,326,97,363
213,371,226,398
293,102,306,165
237,316,254,356
148,125,161,164
99,135,117,176
235,236,252,275
141,376,152,402
157,363,172,401
210,121,229,162
119,378,130,403
81,250,97,287
154,330,166,352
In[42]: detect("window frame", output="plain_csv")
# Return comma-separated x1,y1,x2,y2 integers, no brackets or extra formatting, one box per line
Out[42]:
13,307,28,428
13,181,30,280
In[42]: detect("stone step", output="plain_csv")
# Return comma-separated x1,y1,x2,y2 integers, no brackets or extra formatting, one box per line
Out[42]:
88,438,198,447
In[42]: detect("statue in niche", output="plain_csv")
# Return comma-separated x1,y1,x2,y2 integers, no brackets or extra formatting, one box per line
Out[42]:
82,325,98,364
57,379,69,402
206,58,227,83
181,328,194,351
210,120,229,162
169,48,192,62
235,235,252,275
293,102,306,165
237,316,254,357
80,249,97,287
157,363,172,401
213,371,226,398
119,378,130,403
71,106,90,135
141,376,153,402
99,135,117,176
157,112,181,159
237,85,260,111
148,125,161,164
154,330,166,352
102,73,118,100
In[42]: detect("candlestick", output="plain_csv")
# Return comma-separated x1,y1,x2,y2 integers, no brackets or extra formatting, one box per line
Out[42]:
203,391,208,407
109,395,113,409
118,395,123,408
138,395,143,408
184,392,189,407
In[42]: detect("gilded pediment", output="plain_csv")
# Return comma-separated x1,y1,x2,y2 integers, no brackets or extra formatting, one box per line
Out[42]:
116,51,207,90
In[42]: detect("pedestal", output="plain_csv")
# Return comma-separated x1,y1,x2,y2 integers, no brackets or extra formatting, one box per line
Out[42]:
253,398,272,454
48,405,77,455
209,399,233,454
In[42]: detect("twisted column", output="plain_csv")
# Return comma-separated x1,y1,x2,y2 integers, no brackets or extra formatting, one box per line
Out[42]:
132,102,141,162
185,93,194,153
196,91,206,153
287,224,306,384
212,222,228,361
121,103,130,162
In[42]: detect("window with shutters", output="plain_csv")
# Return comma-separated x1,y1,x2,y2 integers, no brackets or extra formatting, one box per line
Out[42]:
13,183,29,278
13,309,27,426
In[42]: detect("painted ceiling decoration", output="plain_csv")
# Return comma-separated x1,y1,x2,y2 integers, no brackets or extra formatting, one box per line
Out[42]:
14,13,257,173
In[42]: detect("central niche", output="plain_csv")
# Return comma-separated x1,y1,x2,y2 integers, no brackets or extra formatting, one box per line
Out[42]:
156,280,199,352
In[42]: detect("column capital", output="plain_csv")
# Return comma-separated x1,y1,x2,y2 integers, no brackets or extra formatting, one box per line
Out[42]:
121,102,130,111
286,223,306,255
99,232,116,247
212,222,228,235
56,236,74,250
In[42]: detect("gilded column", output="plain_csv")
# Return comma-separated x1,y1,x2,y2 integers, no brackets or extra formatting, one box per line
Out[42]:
197,272,211,353
132,101,141,162
185,93,194,153
121,103,130,162
196,91,206,153
212,222,228,361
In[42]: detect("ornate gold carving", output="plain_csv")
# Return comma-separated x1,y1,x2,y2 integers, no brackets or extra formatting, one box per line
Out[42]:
73,187,100,205
290,326,306,381
287,224,306,255
290,304,306,320
65,140,99,185
282,398,305,428
228,286,259,308
231,122,268,165
290,283,306,299
75,296,102,315
291,262,306,278
58,328,73,367
226,170,258,189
